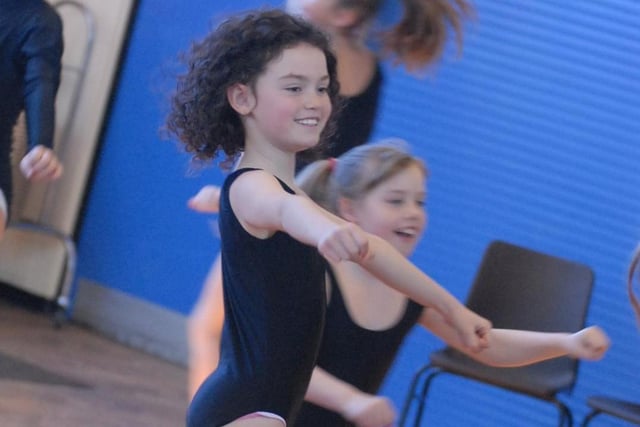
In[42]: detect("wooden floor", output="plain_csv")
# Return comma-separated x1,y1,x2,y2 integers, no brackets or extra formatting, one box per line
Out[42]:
0,287,188,427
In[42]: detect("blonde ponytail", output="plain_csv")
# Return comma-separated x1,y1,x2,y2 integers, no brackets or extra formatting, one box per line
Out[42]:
296,159,337,213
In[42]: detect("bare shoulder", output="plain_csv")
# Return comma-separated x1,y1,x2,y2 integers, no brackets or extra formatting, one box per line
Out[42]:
229,170,294,235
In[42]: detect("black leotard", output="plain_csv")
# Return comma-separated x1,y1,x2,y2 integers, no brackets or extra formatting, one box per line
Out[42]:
328,65,383,158
294,267,423,427
187,168,327,426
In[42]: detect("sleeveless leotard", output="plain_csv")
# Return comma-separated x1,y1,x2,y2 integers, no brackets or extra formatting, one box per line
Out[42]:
187,168,327,426
294,267,423,427
327,64,383,158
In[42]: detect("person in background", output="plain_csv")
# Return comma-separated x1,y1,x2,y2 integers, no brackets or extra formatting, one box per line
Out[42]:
0,0,65,240
287,0,472,162
188,141,610,427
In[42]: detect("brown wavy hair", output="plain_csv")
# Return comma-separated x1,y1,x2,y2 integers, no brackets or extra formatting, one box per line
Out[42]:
340,0,474,71
166,9,340,169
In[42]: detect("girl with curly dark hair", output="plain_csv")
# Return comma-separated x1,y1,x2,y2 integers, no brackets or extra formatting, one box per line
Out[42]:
186,0,474,211
169,9,492,427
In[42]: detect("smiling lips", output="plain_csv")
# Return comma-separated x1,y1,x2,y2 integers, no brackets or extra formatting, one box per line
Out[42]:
295,117,320,126
395,227,419,239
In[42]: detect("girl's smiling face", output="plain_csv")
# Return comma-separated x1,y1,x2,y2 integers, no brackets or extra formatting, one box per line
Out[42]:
246,43,332,153
343,164,427,257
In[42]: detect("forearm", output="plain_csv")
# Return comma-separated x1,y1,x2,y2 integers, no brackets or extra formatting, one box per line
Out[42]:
23,19,63,150
473,329,570,367
24,76,57,150
361,235,462,321
305,367,362,415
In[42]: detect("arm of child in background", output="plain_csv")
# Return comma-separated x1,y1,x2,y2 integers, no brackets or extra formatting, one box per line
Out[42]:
187,255,224,400
419,308,610,366
305,367,395,427
188,185,221,213
20,145,63,182
231,170,491,353
358,235,492,353
20,7,64,183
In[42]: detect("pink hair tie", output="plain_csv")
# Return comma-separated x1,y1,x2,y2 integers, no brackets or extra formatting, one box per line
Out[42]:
327,157,337,172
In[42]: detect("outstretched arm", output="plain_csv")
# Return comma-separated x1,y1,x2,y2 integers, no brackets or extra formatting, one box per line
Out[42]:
231,170,491,353
419,308,610,366
187,255,225,400
357,235,492,352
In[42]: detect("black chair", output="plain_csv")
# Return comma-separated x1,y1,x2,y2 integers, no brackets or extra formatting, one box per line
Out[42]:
399,240,595,427
581,396,640,426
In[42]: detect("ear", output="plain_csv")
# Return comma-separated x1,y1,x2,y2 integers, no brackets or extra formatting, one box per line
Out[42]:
337,196,359,223
226,83,255,115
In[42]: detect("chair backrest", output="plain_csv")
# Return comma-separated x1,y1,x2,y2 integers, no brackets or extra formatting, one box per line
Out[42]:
467,240,594,333
456,240,594,393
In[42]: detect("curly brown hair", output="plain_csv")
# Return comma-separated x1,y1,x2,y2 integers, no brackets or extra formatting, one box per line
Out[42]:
166,9,340,169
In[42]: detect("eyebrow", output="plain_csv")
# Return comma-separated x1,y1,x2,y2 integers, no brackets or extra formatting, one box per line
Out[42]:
385,189,427,196
278,73,330,82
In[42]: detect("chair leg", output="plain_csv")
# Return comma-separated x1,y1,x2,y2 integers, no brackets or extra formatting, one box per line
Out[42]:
398,367,443,427
552,399,573,427
580,410,600,427
399,365,432,427
53,236,76,327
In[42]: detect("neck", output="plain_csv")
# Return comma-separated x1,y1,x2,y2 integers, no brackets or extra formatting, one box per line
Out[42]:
238,139,297,187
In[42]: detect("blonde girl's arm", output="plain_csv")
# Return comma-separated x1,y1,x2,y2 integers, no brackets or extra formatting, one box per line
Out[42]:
305,367,396,427
358,235,491,352
187,255,225,400
418,308,610,366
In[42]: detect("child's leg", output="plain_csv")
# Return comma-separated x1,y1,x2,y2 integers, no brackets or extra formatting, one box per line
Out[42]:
224,412,286,427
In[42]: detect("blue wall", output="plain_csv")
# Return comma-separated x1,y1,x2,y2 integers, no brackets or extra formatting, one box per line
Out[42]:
77,0,640,425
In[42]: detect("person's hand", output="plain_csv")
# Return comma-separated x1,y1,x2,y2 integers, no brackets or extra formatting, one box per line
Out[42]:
318,222,370,264
340,392,396,427
20,145,63,182
449,305,492,353
188,185,221,213
566,326,610,360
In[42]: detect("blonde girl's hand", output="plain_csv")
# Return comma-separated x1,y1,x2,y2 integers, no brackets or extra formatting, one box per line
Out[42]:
188,185,221,213
567,326,610,360
20,145,63,182
450,306,492,353
340,392,396,427
318,222,370,264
